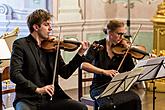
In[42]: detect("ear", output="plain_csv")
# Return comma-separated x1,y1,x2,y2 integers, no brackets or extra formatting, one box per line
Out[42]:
33,24,39,31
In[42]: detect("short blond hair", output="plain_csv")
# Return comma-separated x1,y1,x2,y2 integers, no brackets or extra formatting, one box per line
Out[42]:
107,20,124,32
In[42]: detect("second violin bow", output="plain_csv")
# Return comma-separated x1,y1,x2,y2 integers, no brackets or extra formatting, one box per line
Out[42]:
117,24,142,71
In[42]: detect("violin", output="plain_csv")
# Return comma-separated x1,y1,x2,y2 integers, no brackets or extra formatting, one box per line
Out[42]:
112,39,150,60
41,37,81,52
41,37,104,52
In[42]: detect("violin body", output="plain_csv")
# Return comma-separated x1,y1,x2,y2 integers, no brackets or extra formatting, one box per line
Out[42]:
112,39,149,60
41,37,81,52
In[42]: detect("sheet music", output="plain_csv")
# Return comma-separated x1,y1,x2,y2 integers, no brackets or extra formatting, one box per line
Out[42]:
136,56,165,67
137,56,165,81
97,67,144,99
135,59,147,68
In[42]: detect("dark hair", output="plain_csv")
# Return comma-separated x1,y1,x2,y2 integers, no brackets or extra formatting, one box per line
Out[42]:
107,20,124,32
27,9,53,33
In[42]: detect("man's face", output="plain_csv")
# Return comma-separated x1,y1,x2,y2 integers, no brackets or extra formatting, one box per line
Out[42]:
109,27,126,44
37,20,52,40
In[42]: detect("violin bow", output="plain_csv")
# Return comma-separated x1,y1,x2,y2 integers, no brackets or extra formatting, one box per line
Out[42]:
50,26,62,100
117,24,142,71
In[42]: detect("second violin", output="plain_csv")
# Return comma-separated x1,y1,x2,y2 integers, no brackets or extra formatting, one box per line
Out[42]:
112,39,150,60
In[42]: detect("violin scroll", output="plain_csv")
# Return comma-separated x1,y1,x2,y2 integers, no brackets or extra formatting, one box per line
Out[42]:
91,41,104,51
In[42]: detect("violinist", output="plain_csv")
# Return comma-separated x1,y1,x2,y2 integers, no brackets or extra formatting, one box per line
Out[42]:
10,9,88,110
81,20,142,110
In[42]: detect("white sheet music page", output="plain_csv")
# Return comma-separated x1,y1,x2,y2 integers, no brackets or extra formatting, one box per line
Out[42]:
135,59,148,68
137,56,165,81
97,67,144,99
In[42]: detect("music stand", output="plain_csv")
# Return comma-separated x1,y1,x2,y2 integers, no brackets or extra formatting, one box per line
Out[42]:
136,56,165,110
96,67,144,99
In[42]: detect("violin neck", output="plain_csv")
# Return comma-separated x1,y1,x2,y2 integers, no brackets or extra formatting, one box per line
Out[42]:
130,47,149,56
63,40,81,45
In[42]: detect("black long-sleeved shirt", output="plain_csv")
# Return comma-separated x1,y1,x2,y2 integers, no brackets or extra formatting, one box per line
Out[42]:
85,38,135,99
10,35,84,106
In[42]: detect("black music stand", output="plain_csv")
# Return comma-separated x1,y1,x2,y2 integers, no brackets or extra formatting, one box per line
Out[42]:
96,67,144,99
136,56,165,110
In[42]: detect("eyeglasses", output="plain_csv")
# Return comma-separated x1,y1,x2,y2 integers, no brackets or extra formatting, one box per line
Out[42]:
115,32,126,36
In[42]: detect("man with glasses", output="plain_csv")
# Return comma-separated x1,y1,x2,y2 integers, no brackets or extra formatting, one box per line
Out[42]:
81,20,142,110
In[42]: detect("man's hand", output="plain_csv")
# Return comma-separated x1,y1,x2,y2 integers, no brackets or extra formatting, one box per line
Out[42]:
35,84,54,96
78,41,89,56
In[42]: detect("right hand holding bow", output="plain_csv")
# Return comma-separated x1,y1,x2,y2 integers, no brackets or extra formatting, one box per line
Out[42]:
102,69,119,77
35,84,54,96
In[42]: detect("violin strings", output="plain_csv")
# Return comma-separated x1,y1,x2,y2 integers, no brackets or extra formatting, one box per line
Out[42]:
117,24,142,71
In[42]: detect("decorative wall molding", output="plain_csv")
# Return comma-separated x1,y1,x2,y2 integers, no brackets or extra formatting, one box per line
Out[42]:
58,0,82,22
102,0,158,5
0,3,32,20
0,18,153,40
0,3,13,20
52,18,153,35
12,9,32,20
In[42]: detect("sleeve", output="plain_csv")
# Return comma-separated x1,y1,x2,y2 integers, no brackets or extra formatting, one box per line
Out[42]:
124,54,135,71
10,40,38,93
58,53,84,79
85,41,100,63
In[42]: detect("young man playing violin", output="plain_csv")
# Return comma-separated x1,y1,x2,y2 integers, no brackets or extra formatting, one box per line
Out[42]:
81,20,142,110
10,9,88,110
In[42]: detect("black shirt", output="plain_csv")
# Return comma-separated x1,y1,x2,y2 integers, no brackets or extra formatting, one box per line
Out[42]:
85,38,135,99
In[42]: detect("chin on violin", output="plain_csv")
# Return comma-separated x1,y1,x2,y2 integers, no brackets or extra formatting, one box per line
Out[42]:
111,38,157,60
